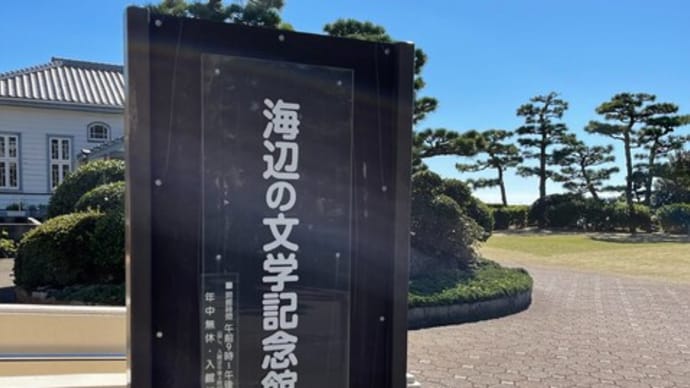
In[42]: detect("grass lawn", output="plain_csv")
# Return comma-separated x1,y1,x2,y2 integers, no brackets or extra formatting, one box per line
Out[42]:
481,233,690,284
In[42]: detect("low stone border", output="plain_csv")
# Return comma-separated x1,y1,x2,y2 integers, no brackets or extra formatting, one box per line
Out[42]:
408,289,532,329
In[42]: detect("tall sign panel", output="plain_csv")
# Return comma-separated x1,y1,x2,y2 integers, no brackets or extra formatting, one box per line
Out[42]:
126,7,412,388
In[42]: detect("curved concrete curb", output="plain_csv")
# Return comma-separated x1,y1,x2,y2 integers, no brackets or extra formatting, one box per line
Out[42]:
408,289,532,329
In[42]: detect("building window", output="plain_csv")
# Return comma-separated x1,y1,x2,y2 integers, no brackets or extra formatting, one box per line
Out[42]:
87,123,110,142
0,134,19,190
49,136,71,190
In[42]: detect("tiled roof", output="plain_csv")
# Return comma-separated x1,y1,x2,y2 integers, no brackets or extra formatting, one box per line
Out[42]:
87,136,125,159
0,57,124,109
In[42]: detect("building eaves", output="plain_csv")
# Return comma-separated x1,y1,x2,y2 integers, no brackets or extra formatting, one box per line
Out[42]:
0,57,124,109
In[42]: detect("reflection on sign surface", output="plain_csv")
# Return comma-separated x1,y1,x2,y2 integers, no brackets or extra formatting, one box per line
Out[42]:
201,54,353,387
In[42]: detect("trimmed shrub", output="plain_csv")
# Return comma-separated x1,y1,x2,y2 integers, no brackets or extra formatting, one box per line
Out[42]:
411,171,483,268
657,203,690,234
15,211,103,289
51,284,125,305
528,193,586,228
411,170,444,204
408,259,533,307
5,203,22,211
491,205,529,230
91,211,125,283
527,194,654,232
441,179,493,240
75,181,125,214
14,210,125,289
627,203,653,231
582,200,652,231
411,193,482,265
47,160,125,218
466,199,493,240
440,179,473,206
604,202,653,232
0,230,17,258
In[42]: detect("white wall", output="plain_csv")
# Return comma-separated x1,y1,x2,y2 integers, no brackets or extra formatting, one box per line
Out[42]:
0,104,123,209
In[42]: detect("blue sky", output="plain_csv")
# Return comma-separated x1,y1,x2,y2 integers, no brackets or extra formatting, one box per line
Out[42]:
2,0,689,204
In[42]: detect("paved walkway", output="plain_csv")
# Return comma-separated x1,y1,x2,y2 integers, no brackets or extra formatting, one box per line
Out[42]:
0,258,15,302
407,264,690,387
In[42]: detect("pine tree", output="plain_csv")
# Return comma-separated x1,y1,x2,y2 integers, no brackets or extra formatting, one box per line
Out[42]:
635,111,690,206
553,135,619,200
586,93,679,233
149,0,287,28
323,19,438,125
515,92,569,227
455,130,522,206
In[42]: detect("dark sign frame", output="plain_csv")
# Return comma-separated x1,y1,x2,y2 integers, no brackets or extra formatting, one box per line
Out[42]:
126,6,413,388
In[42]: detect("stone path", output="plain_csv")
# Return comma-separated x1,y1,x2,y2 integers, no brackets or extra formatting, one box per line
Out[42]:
407,263,690,387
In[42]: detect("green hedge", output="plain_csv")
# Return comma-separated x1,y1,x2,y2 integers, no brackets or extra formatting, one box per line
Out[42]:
47,160,125,218
528,193,585,228
491,205,529,230
526,194,654,231
657,203,690,234
408,259,533,307
585,201,652,231
14,210,124,289
50,284,125,305
75,181,125,214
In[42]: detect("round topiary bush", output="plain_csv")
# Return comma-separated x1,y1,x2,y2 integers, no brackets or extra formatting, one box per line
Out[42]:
15,211,103,289
491,205,529,230
656,203,690,234
466,198,494,240
411,193,482,266
90,210,125,283
47,160,125,218
75,181,125,214
14,210,125,289
528,193,586,228
441,179,493,240
440,179,473,206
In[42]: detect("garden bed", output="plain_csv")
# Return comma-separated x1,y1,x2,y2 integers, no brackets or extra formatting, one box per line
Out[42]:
408,259,532,328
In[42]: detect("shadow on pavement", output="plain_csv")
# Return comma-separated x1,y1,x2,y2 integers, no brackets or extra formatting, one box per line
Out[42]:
589,233,690,244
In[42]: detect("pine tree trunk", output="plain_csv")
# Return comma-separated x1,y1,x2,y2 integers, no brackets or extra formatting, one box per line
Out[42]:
624,131,636,234
498,167,508,206
581,160,600,201
538,135,547,228
644,151,656,208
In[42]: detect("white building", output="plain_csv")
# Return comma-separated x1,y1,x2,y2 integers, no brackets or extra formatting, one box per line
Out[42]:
0,57,124,209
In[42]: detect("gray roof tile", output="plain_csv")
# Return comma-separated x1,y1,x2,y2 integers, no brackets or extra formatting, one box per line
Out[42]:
0,57,124,109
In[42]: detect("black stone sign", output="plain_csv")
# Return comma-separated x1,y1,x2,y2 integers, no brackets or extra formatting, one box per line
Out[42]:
126,6,413,388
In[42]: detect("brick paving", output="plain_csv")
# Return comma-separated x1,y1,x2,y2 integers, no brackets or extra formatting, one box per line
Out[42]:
407,264,690,387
